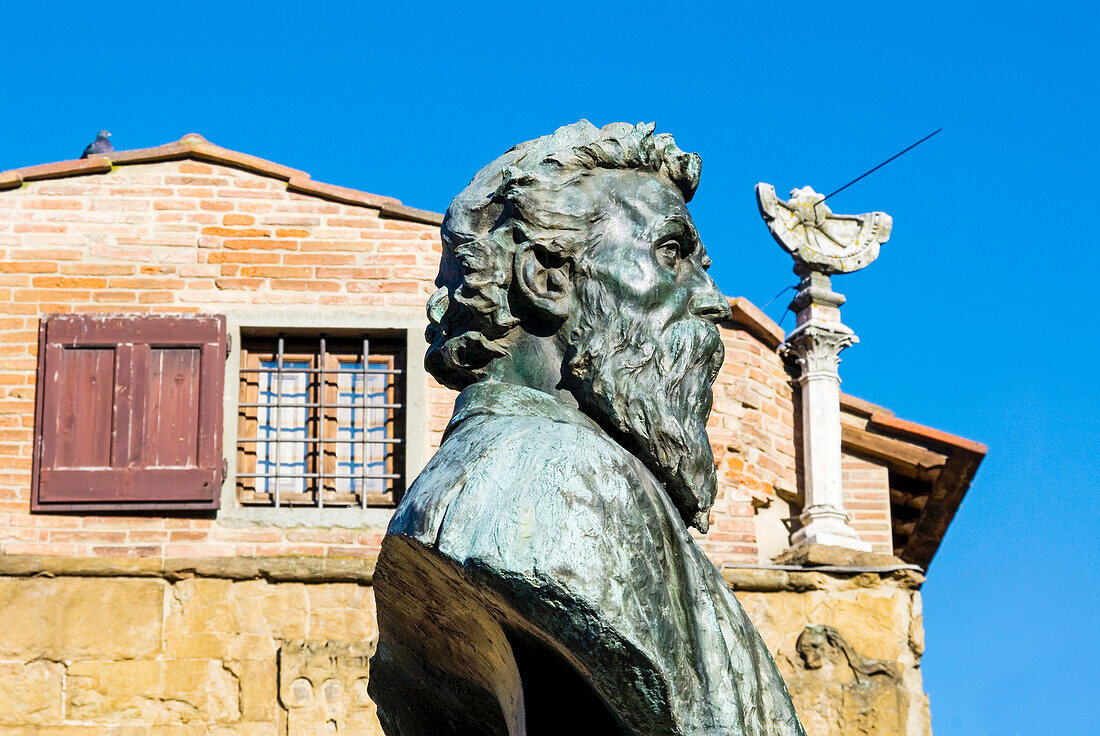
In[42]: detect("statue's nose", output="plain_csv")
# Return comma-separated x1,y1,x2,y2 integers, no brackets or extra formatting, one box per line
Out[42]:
690,276,733,324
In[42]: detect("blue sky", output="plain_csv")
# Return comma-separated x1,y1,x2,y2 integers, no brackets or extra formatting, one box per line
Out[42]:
4,2,1097,733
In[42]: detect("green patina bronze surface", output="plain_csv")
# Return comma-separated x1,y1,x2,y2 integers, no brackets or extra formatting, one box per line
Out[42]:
369,121,806,735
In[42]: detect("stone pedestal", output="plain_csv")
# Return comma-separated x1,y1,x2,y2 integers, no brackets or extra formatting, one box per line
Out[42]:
783,270,871,552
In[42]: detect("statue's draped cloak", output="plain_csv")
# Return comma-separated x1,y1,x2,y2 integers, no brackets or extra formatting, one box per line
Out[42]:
372,381,805,736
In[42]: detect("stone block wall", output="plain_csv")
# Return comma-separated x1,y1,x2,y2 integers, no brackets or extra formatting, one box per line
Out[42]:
0,569,381,734
731,568,930,736
0,561,929,736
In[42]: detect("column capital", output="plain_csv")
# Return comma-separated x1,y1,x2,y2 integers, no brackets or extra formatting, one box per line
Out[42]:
781,320,857,383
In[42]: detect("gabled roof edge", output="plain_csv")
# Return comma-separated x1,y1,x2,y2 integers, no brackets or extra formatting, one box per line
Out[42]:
726,296,785,349
0,134,446,227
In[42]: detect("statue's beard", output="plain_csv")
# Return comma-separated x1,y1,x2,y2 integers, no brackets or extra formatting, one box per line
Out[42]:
564,277,725,532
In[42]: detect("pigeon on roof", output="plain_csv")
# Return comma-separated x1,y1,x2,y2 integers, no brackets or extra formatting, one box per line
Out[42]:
80,130,113,159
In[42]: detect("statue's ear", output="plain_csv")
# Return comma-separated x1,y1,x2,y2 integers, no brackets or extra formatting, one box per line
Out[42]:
514,242,572,320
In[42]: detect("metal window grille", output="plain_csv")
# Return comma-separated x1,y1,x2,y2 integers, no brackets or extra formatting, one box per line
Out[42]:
236,334,405,508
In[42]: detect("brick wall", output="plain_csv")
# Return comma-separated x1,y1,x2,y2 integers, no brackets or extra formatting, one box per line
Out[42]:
703,319,799,563
0,157,454,559
841,451,893,554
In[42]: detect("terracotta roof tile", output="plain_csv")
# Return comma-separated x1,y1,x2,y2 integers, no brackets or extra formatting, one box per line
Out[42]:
0,170,22,190
0,157,113,189
867,412,988,456
380,202,445,226
840,393,895,418
838,400,986,570
105,140,196,165
0,134,441,225
287,175,396,210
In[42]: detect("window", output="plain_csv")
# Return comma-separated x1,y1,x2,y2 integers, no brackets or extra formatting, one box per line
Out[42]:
235,333,406,508
31,314,227,512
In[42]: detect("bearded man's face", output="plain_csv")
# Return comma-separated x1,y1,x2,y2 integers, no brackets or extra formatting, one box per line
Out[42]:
560,170,732,532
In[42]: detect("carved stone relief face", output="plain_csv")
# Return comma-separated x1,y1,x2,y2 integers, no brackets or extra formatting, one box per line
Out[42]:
797,628,829,670
563,169,732,531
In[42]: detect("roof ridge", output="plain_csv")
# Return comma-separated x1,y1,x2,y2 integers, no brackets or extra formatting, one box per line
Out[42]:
0,134,444,226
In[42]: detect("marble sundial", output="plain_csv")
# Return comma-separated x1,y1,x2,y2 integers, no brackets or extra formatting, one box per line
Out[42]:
755,183,892,274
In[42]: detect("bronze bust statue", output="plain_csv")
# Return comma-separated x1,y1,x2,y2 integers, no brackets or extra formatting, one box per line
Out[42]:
370,121,805,736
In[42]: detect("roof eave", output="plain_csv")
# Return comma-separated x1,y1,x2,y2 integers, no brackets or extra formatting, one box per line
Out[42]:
0,134,445,227
839,403,987,570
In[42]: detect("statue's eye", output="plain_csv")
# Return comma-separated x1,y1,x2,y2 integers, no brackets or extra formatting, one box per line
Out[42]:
655,239,681,269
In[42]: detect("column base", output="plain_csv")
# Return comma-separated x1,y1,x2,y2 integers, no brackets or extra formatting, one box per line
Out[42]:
790,505,872,552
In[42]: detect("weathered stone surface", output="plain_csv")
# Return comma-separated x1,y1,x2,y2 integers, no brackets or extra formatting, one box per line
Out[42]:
734,575,929,736
737,590,815,655
908,594,925,657
776,624,917,736
816,590,911,662
0,569,926,736
773,544,913,571
66,660,240,724
279,641,381,736
0,556,374,585
724,564,923,594
162,579,308,660
737,586,911,662
0,728,210,735
164,556,374,584
0,578,164,659
0,556,163,579
225,659,278,723
161,579,378,660
721,567,791,592
258,583,312,642
207,725,281,736
306,584,377,643
0,662,63,725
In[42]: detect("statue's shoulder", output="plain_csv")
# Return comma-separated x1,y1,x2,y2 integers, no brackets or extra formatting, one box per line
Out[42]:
454,407,630,464
423,407,639,499
427,383,640,488
388,407,643,546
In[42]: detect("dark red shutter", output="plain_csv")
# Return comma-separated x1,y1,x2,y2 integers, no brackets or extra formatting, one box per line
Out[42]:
32,314,227,511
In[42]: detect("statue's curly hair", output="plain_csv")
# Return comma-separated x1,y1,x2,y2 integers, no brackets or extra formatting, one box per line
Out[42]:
426,120,702,390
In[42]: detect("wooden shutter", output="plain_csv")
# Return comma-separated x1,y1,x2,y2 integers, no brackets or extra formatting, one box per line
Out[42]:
32,314,227,511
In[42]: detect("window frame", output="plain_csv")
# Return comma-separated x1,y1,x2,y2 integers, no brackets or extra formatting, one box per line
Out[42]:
217,308,431,529
235,334,406,509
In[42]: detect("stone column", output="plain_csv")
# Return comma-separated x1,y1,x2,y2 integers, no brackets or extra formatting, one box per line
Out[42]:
783,269,870,551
